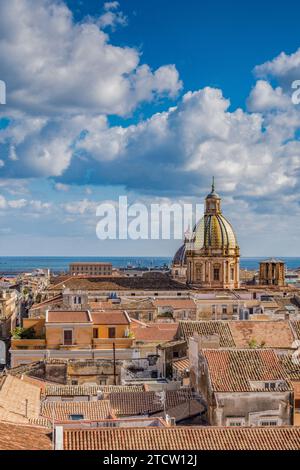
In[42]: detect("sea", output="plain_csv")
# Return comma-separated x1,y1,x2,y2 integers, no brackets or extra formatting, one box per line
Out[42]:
0,256,300,276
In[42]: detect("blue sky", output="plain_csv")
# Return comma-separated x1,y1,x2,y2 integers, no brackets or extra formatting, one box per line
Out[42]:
1,0,300,256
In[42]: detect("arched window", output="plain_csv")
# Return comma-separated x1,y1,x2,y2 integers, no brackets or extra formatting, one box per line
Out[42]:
213,267,220,281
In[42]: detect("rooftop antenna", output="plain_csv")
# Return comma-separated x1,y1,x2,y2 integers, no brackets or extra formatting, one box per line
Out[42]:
212,176,215,192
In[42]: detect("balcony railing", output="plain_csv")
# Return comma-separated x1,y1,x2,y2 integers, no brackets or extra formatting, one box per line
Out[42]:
11,339,46,350
92,338,133,349
58,344,92,350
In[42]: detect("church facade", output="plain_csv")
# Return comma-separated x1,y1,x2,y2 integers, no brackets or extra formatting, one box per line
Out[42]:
172,181,240,289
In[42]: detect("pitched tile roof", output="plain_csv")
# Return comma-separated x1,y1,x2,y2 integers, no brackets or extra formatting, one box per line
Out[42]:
229,320,295,349
41,400,114,422
172,357,190,372
63,426,300,450
152,400,204,422
132,323,178,342
48,276,189,292
109,390,194,416
89,299,155,311
279,353,300,381
0,422,52,450
290,320,300,340
30,294,63,311
202,349,291,392
153,299,196,309
91,310,130,325
0,375,41,424
179,320,296,349
47,310,92,323
178,321,235,347
44,384,145,397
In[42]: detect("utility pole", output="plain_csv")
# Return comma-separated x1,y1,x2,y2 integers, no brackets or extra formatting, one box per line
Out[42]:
113,342,116,385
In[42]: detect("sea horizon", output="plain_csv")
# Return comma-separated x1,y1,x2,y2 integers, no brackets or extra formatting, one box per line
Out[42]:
1,255,300,275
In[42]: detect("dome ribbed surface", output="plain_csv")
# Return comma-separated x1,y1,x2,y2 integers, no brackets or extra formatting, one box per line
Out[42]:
193,214,237,251
172,244,187,266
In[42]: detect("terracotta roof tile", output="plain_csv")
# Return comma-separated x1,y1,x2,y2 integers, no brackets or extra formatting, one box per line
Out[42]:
44,384,145,396
153,299,196,309
229,321,295,349
47,310,91,323
202,349,291,392
178,321,235,347
172,357,190,372
0,422,52,450
41,401,113,422
132,323,178,342
279,353,300,381
109,390,194,416
91,310,130,325
30,294,63,311
48,276,189,292
63,426,300,450
0,375,41,424
291,320,300,340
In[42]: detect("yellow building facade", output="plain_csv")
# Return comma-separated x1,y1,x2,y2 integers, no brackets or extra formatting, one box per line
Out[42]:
10,310,133,367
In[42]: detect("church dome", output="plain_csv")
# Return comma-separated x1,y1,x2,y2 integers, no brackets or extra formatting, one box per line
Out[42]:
188,178,239,255
192,213,238,252
172,243,187,266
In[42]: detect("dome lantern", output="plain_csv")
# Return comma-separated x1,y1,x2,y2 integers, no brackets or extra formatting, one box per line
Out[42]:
205,176,221,215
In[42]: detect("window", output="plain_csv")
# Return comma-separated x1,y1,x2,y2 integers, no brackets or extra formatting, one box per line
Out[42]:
173,351,179,358
63,329,73,345
226,418,245,427
69,414,84,421
213,268,220,281
71,380,78,385
108,327,116,339
231,268,234,281
93,328,99,339
264,382,277,391
222,305,227,319
212,305,217,319
259,420,279,427
233,304,238,315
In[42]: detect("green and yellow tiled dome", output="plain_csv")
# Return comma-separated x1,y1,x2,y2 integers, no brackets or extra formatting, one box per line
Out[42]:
189,178,239,254
192,213,238,251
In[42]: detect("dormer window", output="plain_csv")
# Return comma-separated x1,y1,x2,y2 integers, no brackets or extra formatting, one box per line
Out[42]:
264,382,277,391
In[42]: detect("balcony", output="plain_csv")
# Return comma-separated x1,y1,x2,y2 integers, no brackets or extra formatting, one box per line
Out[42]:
11,339,46,350
92,338,133,350
58,343,92,350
